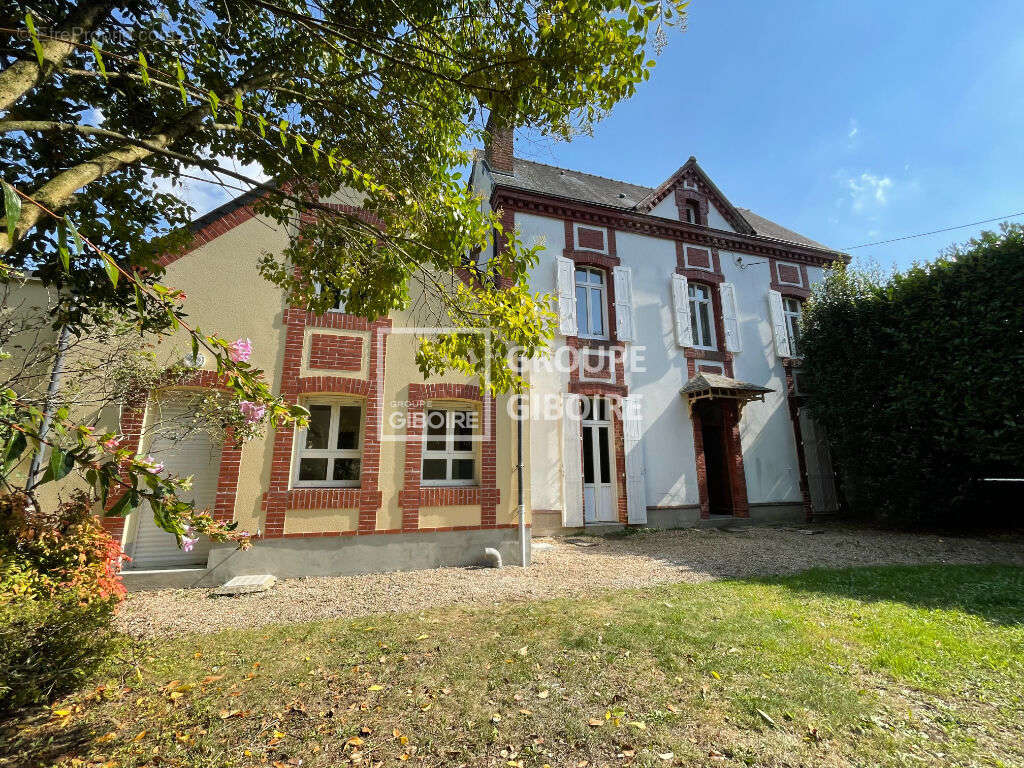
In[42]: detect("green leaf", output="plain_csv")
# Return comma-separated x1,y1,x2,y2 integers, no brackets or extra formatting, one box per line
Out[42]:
278,119,289,148
167,306,179,330
42,446,74,483
234,92,243,128
3,181,22,240
91,41,107,79
1,431,27,477
108,491,133,517
65,216,84,255
138,51,150,86
25,13,44,67
176,60,188,106
208,90,220,117
311,138,321,162
256,114,267,138
57,220,70,271
101,252,119,287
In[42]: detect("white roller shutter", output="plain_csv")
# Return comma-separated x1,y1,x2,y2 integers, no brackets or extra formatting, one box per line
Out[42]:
127,397,218,569
622,396,648,525
768,289,792,359
671,273,692,347
719,281,742,353
561,394,584,527
556,256,578,336
612,266,635,342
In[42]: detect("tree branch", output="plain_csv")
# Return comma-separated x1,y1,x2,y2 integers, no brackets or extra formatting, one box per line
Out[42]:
0,3,116,112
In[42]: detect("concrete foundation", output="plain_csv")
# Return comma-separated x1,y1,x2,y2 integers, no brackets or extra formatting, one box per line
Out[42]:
202,526,529,584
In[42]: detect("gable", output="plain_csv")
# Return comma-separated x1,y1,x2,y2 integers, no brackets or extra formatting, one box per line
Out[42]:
636,157,754,235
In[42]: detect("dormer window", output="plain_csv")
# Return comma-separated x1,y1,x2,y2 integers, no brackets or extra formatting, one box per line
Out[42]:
685,202,699,225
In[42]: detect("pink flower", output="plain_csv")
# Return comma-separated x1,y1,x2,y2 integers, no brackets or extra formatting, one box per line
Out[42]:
239,400,266,425
227,337,253,363
101,436,123,452
140,455,164,473
182,526,198,552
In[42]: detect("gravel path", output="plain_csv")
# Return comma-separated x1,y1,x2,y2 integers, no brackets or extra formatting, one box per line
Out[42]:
117,524,1024,638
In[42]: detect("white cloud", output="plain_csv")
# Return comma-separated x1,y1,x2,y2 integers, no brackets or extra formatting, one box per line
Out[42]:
847,172,893,212
149,155,269,217
847,118,859,140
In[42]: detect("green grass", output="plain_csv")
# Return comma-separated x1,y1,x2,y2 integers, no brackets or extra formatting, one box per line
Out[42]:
5,564,1024,767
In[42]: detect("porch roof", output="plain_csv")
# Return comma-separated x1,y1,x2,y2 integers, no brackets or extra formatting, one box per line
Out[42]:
680,372,773,405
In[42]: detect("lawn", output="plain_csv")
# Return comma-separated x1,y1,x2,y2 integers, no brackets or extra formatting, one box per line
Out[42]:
5,564,1023,767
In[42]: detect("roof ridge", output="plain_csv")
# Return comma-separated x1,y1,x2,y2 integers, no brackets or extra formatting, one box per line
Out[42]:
513,156,653,192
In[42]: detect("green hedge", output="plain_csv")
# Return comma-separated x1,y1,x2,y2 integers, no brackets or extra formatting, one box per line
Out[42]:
800,225,1024,528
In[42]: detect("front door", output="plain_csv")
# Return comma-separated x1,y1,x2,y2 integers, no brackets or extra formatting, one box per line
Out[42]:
698,402,733,515
582,397,616,523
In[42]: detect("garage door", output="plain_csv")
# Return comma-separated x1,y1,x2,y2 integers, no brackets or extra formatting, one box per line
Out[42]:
127,396,220,569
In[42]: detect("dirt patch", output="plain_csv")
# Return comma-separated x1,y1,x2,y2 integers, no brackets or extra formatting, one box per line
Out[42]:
117,524,1024,638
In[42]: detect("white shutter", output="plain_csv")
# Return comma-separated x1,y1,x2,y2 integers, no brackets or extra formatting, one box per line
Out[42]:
719,281,742,353
671,273,692,347
612,266,635,342
768,289,791,358
556,256,578,336
622,396,648,525
561,395,584,527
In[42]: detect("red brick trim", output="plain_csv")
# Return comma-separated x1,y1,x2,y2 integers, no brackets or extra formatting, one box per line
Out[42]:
400,383,500,531
636,159,755,236
677,248,735,379
770,260,813,299
261,310,391,537
493,189,844,266
102,371,245,537
308,333,362,371
689,399,750,519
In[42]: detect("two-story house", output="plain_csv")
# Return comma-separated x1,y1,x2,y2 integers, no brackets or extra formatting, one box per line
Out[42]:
10,130,843,586
470,126,843,534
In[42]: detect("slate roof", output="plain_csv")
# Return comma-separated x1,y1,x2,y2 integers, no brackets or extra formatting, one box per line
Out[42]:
488,157,838,254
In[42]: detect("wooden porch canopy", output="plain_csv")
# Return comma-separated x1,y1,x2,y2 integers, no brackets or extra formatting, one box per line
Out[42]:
680,372,773,407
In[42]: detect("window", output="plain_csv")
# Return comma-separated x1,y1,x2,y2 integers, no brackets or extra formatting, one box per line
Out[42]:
783,298,802,355
688,283,716,350
422,408,477,485
293,401,362,487
575,267,608,339
313,281,347,312
684,202,699,224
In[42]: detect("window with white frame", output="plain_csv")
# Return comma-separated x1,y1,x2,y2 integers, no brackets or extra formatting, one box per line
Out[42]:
575,266,608,339
422,407,477,485
293,401,362,486
313,281,347,312
688,283,716,350
783,298,802,356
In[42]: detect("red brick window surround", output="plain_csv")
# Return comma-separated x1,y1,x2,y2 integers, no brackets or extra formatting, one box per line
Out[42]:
308,333,362,371
399,383,500,532
675,242,734,376
260,308,391,538
674,186,710,226
102,371,243,541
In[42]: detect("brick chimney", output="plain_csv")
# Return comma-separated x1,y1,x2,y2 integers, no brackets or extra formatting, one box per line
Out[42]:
484,111,514,174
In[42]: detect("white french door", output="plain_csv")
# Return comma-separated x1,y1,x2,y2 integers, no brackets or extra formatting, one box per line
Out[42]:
582,398,616,523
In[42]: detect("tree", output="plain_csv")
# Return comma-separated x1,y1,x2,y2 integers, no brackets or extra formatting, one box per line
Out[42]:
0,0,686,536
799,224,1024,527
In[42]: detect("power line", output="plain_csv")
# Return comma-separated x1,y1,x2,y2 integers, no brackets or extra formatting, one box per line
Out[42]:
844,210,1024,250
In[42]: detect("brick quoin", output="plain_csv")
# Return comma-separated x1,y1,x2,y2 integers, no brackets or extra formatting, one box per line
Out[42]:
308,333,362,371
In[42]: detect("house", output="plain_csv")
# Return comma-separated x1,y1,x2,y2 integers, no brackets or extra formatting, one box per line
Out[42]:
470,126,843,533
3,131,843,587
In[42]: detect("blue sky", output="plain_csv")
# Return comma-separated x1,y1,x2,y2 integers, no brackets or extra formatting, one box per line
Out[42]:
516,0,1024,269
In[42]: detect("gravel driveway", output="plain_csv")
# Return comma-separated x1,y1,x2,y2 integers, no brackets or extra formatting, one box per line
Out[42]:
118,524,1024,639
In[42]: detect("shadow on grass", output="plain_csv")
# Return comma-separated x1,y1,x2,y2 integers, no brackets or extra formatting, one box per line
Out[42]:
763,563,1024,625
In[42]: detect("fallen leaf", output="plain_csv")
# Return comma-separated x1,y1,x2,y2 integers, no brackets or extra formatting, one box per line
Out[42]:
627,721,647,730
587,718,602,727
537,690,550,699
519,709,532,716
368,685,384,691
666,703,682,713
201,674,225,684
518,646,528,656
658,752,674,761
757,709,777,728
710,671,721,680
134,730,147,742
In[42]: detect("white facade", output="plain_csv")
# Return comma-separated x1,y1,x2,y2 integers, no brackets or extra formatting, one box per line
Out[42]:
472,153,843,530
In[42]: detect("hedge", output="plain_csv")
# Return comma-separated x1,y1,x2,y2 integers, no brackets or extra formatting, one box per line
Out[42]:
799,224,1024,528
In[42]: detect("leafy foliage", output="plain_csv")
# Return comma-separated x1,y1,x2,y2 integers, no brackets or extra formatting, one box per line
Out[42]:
0,491,125,712
799,225,1024,527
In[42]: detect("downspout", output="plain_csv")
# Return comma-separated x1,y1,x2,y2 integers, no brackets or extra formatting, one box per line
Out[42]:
27,323,71,490
516,353,528,568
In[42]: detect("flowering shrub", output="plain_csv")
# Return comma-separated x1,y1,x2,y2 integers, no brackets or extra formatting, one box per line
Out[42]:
0,492,126,711
0,491,128,604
